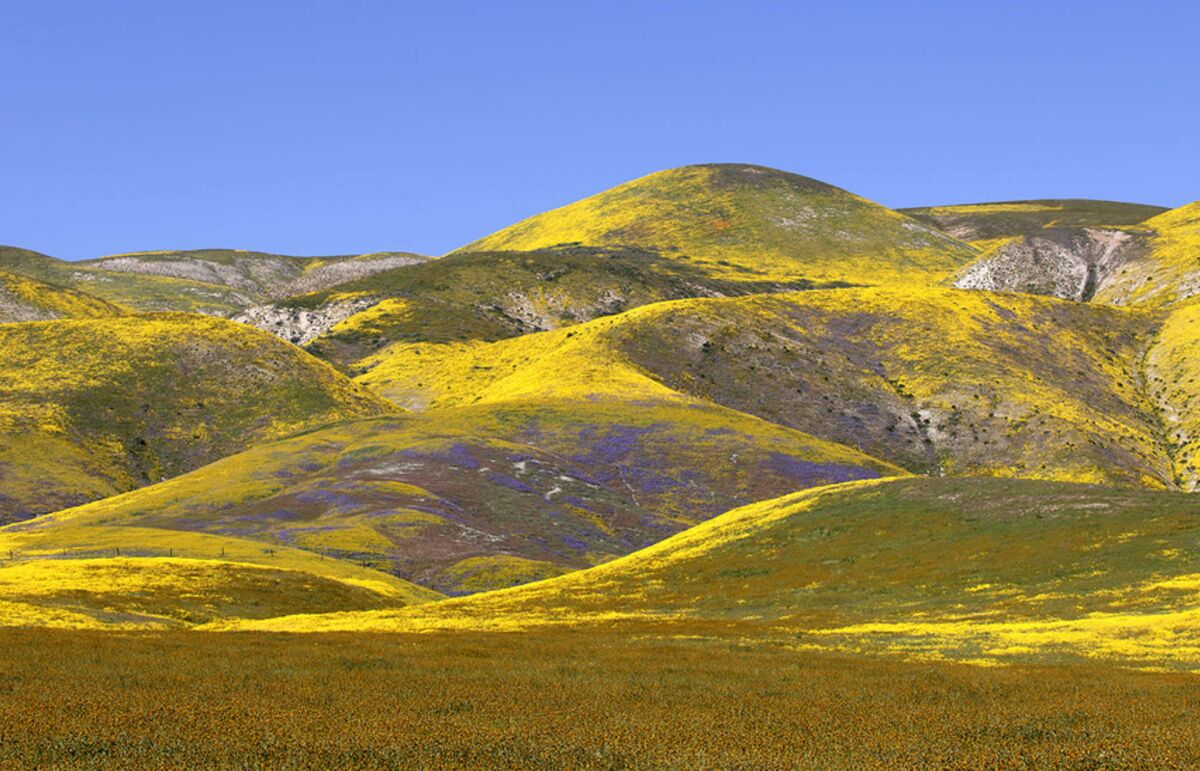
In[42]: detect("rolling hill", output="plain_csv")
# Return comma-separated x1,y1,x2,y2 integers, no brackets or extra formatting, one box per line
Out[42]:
1,401,898,595
0,270,124,322
0,245,429,315
84,248,430,300
241,245,820,370
0,314,394,522
223,476,1200,669
356,286,1175,488
453,164,980,285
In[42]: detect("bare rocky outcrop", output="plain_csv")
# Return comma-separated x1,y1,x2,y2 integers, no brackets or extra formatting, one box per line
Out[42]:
234,297,380,346
953,227,1147,302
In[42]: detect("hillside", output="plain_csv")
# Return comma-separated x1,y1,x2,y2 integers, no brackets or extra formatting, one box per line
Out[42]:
0,270,123,322
454,164,979,285
3,401,899,595
0,245,428,315
946,199,1200,309
901,199,1166,247
85,248,429,300
1090,201,1200,307
951,226,1150,301
0,245,259,314
225,476,1200,669
242,246,820,370
357,286,1174,488
0,315,394,522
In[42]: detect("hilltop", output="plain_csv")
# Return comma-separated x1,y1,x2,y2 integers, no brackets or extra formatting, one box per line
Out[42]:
0,314,393,522
454,164,979,285
224,476,1200,669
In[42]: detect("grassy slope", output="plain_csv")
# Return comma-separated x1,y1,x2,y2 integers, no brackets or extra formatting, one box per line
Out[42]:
358,286,1172,488
1,401,899,595
901,199,1167,246
454,164,979,285
228,476,1200,669
284,246,818,371
1092,200,1200,307
0,270,124,322
0,314,394,522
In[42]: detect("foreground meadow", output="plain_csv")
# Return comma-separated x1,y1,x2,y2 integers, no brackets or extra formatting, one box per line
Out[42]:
1,627,1199,768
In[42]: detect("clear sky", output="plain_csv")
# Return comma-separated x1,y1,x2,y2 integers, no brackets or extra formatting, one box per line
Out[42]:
3,1,1198,260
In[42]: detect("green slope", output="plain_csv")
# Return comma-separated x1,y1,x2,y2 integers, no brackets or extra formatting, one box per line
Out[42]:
454,164,979,285
0,314,394,522
226,476,1200,669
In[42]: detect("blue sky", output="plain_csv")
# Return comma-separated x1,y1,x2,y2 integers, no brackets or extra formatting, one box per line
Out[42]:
3,1,1198,259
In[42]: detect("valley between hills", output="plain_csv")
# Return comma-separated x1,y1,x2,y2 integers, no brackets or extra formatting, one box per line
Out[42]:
5,163,1200,765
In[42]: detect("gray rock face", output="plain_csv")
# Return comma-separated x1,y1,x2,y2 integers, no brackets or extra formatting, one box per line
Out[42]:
953,228,1147,302
233,297,380,346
